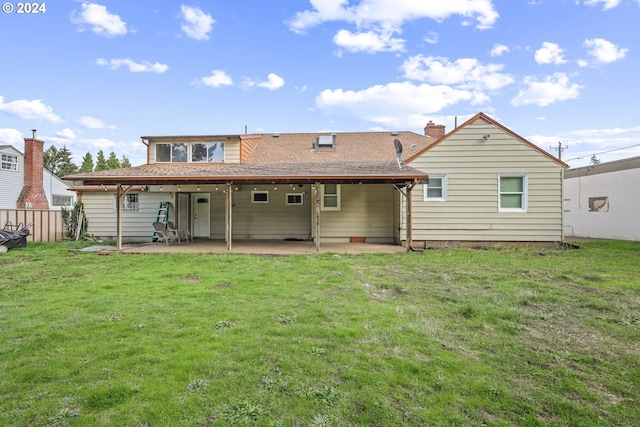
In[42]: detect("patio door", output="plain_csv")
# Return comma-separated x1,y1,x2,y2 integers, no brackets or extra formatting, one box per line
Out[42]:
192,194,210,238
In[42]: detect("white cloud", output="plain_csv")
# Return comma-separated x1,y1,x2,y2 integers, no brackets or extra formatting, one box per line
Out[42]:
257,73,285,90
242,73,285,90
401,55,514,91
288,0,498,54
78,115,115,129
71,2,128,37
180,5,215,40
511,73,583,107
315,81,474,128
424,31,438,44
490,43,509,57
334,28,405,53
0,96,62,123
584,38,627,64
0,128,23,145
96,58,169,73
56,128,76,139
583,0,621,10
288,0,499,33
199,70,233,88
534,42,567,65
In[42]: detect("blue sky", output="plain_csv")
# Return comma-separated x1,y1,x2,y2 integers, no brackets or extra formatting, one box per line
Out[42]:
1,0,638,167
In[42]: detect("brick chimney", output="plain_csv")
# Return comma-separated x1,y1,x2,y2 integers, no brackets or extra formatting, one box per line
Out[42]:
424,121,446,139
17,130,49,210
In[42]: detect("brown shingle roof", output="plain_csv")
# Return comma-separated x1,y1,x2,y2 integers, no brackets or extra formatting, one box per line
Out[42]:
65,161,428,186
245,131,436,164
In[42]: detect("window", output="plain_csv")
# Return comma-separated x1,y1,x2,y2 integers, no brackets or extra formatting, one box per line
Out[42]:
1,153,18,171
52,195,73,207
423,174,447,201
588,197,608,212
286,193,303,205
192,142,224,162
156,142,224,163
321,184,340,210
499,174,527,212
115,193,139,212
252,191,269,203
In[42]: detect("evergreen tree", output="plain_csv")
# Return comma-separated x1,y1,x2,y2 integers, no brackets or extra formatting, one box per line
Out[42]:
79,152,94,173
94,150,107,171
44,145,59,172
44,144,78,177
58,146,78,176
121,155,132,168
106,151,121,170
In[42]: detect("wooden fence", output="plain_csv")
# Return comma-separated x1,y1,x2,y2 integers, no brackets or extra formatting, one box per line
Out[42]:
1,209,66,242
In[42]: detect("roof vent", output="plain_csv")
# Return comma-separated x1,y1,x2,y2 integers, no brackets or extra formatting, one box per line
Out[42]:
317,135,334,148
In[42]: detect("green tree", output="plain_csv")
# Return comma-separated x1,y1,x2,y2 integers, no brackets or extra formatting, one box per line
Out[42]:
106,151,121,170
79,152,94,173
44,145,78,177
120,155,132,168
94,150,107,171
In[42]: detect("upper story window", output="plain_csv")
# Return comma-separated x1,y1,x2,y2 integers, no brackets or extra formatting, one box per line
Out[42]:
1,153,18,171
155,142,224,163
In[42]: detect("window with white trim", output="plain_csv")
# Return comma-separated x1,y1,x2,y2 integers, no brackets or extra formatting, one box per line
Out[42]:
52,195,73,207
1,153,18,171
423,174,447,201
252,191,269,204
155,142,224,163
498,174,527,212
321,184,340,211
114,193,139,212
286,193,303,205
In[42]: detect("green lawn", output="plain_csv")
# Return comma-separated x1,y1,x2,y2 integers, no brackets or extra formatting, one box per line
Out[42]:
1,241,638,426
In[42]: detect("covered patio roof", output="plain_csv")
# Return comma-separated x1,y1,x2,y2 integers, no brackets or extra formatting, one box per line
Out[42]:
65,161,429,186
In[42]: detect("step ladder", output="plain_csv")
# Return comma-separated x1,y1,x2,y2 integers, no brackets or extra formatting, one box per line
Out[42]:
152,202,170,242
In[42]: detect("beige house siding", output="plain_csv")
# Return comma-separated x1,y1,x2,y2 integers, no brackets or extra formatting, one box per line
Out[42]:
316,184,397,243
83,192,171,240
226,185,311,240
405,121,564,243
148,138,241,164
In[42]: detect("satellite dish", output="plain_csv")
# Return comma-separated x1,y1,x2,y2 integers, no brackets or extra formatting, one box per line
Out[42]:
394,138,403,156
386,138,405,170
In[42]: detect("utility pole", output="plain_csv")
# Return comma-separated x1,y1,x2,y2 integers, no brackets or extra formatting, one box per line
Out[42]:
550,141,567,161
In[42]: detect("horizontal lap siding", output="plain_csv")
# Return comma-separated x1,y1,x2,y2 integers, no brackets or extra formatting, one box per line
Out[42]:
320,184,396,243
230,186,311,240
408,123,564,242
83,192,171,240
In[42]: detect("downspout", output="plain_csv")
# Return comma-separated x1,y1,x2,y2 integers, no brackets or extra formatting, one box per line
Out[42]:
141,138,150,164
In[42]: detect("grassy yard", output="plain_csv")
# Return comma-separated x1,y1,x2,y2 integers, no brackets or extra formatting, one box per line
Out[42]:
0,241,638,426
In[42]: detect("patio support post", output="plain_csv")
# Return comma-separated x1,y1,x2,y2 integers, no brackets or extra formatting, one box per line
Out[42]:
116,183,122,251
406,181,412,252
226,183,232,252
314,182,320,254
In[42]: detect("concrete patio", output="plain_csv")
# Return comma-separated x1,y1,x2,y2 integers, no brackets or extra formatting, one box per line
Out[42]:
116,238,408,255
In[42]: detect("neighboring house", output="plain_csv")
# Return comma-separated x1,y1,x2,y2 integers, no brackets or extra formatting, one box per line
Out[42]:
564,156,640,241
64,113,568,249
0,141,75,211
